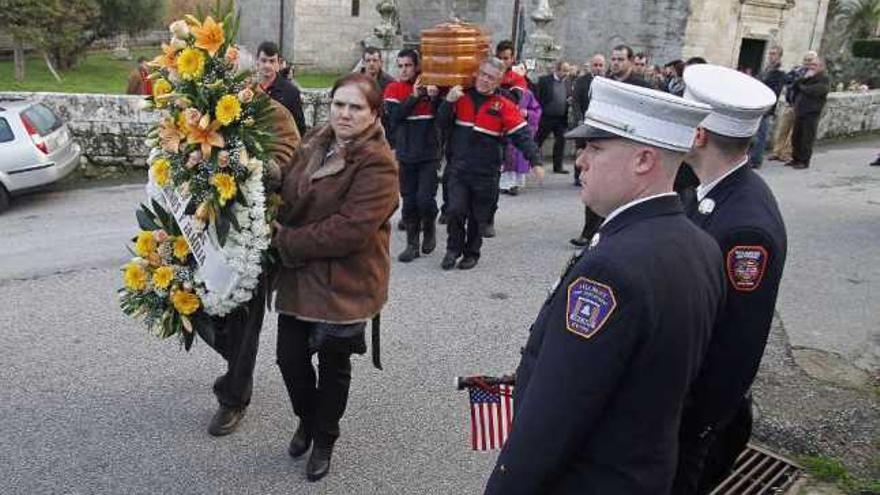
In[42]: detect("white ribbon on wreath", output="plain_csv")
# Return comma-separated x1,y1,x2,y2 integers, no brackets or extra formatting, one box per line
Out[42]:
146,146,271,317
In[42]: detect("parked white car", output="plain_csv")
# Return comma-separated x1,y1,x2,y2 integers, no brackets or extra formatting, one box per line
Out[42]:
0,98,82,212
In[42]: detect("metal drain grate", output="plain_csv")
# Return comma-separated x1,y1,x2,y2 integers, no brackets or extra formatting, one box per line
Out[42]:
710,443,803,495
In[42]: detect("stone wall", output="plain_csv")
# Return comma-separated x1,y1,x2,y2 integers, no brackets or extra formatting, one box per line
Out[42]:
0,90,332,168
816,90,880,140
0,88,875,168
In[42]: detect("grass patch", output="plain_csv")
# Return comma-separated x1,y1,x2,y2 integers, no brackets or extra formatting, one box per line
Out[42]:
295,73,341,89
801,455,880,494
0,48,341,94
0,49,157,94
0,48,342,94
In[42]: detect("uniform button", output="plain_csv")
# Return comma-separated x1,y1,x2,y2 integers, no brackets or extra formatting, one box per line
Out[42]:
499,464,507,473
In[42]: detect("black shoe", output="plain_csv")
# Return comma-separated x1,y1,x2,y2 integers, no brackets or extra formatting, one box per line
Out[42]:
573,181,581,187
553,169,570,174
306,445,334,482
499,188,512,195
457,256,478,270
482,224,496,238
783,160,796,167
438,213,448,225
208,405,245,436
569,236,589,247
791,162,809,170
508,186,519,196
397,221,421,262
441,252,458,270
288,423,312,458
870,158,880,167
421,217,436,255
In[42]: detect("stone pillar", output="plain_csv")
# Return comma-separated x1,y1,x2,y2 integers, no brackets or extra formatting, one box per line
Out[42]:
522,0,560,78
364,0,404,77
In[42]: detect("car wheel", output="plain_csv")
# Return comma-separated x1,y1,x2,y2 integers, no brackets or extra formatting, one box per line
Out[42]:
0,185,10,214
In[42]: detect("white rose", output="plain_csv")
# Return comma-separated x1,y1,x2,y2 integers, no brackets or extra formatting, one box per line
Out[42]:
170,37,187,51
169,20,190,38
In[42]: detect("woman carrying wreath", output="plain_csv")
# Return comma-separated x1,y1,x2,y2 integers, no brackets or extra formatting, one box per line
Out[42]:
271,73,399,482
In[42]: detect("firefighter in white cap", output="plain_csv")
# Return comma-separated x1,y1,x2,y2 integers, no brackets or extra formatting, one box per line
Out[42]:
483,77,726,495
672,63,788,494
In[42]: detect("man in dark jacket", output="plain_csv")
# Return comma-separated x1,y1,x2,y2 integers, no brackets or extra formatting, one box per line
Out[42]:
361,47,395,93
536,60,573,174
257,41,307,135
788,56,830,169
484,76,723,495
747,46,785,168
571,54,605,186
570,48,650,248
675,63,788,494
436,57,543,271
384,48,441,263
609,44,648,87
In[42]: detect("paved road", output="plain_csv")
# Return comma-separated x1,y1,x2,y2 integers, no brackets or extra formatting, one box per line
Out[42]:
0,138,877,494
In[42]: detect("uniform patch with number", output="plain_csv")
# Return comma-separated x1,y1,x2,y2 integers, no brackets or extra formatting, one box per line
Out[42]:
566,277,617,339
727,246,768,292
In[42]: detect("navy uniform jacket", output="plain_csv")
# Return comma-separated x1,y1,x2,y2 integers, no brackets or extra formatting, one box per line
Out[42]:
484,195,726,495
682,164,787,431
383,80,440,164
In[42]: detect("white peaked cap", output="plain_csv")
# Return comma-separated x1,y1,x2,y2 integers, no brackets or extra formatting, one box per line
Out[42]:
683,64,778,138
565,76,712,153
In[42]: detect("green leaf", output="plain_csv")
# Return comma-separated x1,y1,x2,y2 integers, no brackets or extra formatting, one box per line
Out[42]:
227,206,240,232
151,199,172,228
183,327,195,351
136,207,160,231
215,207,230,247
184,198,197,215
234,185,248,207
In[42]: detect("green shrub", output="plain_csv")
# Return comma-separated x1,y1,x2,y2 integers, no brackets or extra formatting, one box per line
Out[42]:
852,39,880,59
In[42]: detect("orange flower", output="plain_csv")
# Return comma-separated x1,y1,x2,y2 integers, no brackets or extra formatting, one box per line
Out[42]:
186,116,225,157
158,117,185,153
150,43,177,70
192,16,225,56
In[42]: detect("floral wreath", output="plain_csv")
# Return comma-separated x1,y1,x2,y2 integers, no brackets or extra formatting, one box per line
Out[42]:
119,3,277,350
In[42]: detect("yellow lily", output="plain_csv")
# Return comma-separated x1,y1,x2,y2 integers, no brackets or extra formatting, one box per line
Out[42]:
186,116,225,157
149,43,177,70
192,16,225,56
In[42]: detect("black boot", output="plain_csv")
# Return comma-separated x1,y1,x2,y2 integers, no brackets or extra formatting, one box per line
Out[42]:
207,405,245,436
288,422,312,458
441,251,458,270
398,221,421,262
306,441,334,482
421,216,437,255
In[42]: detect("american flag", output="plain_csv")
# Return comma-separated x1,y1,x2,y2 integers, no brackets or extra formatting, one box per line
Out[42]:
468,384,514,451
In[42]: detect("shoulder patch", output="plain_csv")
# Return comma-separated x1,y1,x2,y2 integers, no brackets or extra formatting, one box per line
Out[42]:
566,277,617,339
726,245,768,292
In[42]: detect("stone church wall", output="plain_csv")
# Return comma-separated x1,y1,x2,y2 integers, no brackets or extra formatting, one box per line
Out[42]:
682,0,829,68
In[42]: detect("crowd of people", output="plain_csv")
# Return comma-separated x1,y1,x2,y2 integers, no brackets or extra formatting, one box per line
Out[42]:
163,37,802,494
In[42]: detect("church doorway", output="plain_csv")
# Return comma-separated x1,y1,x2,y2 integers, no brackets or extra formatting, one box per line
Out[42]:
737,38,767,76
